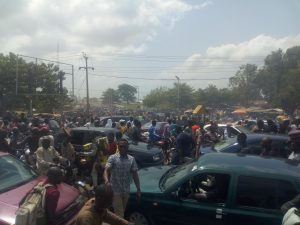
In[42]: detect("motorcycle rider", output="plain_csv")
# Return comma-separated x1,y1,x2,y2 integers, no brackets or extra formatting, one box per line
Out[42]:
36,138,63,175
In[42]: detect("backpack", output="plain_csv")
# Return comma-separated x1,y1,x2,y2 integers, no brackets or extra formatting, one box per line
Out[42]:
15,182,53,225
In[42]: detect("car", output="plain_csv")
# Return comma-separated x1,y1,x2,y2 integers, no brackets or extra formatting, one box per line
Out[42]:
141,121,169,137
0,152,86,225
201,133,289,157
99,116,132,127
69,127,164,168
125,153,300,225
203,123,244,137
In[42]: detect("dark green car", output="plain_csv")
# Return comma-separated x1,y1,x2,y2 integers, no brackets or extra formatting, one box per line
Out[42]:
126,153,300,225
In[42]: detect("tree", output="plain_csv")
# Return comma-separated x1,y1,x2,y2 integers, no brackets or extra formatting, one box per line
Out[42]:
101,88,120,104
118,84,137,103
277,65,300,114
229,64,260,106
0,53,72,113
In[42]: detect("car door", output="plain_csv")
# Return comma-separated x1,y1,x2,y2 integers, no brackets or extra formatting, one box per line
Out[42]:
157,172,232,225
226,175,298,225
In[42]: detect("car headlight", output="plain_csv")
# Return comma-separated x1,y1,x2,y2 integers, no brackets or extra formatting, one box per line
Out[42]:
153,154,161,161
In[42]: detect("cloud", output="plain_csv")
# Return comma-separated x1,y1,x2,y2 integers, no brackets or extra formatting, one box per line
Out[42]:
0,0,204,56
170,34,300,89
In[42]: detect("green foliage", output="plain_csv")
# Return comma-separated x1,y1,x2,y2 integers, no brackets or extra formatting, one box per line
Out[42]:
229,64,260,106
0,53,72,113
101,88,120,104
118,84,137,103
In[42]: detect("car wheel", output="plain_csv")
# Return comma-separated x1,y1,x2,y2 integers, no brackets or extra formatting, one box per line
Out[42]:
127,210,154,225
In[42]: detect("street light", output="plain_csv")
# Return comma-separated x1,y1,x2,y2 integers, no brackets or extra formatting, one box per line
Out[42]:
175,76,180,111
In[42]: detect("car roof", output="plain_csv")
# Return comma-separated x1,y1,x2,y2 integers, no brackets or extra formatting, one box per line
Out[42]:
197,152,300,178
71,127,117,133
245,133,288,142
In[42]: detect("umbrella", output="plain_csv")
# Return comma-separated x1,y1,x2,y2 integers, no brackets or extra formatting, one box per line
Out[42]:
193,105,208,114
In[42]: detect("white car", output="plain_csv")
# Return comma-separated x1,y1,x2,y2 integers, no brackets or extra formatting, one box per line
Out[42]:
203,123,242,137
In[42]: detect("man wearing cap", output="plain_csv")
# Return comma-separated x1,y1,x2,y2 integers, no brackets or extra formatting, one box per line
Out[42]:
288,128,300,161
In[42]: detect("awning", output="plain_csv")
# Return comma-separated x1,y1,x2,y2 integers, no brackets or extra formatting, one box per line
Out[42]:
193,105,208,114
184,109,194,113
232,108,248,115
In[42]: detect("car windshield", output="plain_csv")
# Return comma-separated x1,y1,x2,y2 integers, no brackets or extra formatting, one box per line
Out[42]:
161,162,197,190
0,155,37,193
213,137,237,152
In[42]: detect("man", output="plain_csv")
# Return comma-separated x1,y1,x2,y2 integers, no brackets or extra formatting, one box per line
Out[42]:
44,167,63,225
104,139,141,218
75,184,133,225
148,120,160,145
36,138,63,175
175,127,196,164
19,127,40,154
39,126,55,147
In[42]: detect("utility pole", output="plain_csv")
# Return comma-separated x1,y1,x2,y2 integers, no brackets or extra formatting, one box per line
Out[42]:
79,53,94,118
175,76,180,112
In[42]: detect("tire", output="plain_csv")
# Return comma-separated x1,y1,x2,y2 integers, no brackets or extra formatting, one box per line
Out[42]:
127,210,154,225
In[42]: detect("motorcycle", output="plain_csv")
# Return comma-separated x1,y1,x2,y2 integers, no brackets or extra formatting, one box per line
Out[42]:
153,137,177,165
53,159,93,199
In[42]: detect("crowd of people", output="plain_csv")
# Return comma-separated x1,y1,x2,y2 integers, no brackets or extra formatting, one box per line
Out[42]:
1,111,300,225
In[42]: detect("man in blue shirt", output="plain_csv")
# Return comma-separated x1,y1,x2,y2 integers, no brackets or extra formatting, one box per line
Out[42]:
148,120,160,145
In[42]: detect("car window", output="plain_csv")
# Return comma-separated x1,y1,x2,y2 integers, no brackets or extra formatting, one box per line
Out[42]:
162,162,196,190
236,176,298,210
0,155,37,193
178,173,231,204
214,138,237,152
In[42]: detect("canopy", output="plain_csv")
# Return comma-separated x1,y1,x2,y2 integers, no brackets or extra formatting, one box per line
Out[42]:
232,108,248,115
193,105,208,114
184,109,194,113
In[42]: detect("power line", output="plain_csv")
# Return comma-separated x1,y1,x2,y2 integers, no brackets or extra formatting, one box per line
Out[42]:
89,72,228,81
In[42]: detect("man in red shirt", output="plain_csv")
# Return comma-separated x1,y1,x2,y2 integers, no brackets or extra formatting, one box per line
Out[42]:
45,167,63,225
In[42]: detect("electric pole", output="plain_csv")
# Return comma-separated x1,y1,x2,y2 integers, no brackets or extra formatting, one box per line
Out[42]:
79,53,94,118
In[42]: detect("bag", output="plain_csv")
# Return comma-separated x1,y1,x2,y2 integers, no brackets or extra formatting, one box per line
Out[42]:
282,207,300,225
15,182,53,225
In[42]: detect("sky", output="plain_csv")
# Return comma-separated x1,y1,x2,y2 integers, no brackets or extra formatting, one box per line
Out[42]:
1,0,300,99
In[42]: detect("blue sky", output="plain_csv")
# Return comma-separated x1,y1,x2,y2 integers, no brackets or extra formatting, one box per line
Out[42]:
1,0,300,99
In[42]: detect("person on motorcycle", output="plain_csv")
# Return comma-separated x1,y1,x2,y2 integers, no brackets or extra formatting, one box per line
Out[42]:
36,138,63,175
148,120,160,146
39,126,54,147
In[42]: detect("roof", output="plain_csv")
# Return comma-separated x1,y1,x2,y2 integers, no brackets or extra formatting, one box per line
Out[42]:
71,127,117,133
197,153,300,178
245,133,289,142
